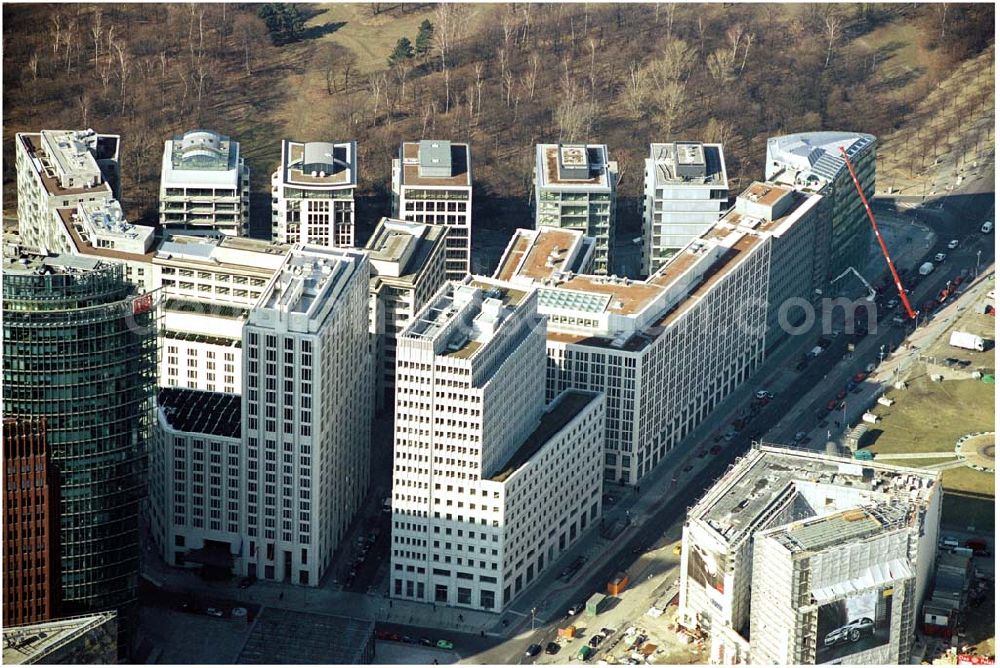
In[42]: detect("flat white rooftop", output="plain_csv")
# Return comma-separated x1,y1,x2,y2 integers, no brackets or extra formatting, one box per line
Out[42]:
259,245,366,318
536,143,613,189
365,217,446,280
650,142,727,187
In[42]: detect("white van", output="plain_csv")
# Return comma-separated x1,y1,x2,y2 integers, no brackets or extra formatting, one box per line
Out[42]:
982,220,994,234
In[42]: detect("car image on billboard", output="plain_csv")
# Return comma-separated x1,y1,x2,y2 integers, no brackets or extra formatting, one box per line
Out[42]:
816,588,893,663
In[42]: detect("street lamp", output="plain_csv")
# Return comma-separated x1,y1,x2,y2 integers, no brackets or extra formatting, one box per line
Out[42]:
976,250,982,277
530,607,538,631
879,344,886,364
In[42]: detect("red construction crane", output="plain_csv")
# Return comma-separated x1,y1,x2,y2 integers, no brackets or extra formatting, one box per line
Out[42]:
838,146,918,320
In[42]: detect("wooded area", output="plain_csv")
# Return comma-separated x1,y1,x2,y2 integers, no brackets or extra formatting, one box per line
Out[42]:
2,3,993,234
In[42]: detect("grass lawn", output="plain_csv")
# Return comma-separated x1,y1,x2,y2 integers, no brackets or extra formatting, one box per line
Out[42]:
867,374,994,455
940,467,996,497
902,457,961,467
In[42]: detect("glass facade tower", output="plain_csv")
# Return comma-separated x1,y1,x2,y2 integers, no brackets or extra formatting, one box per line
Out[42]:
2,257,158,658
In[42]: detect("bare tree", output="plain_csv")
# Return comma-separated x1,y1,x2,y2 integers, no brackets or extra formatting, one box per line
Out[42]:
523,52,540,101
90,8,103,73
78,91,91,128
474,62,484,116
501,9,517,50
367,72,384,126
555,81,596,142
663,2,677,38
50,12,62,56
621,60,647,119
114,42,131,114
738,32,754,75
823,12,842,68
935,3,949,40
588,38,598,98
726,23,744,61
707,48,734,85
195,58,209,114
233,14,258,76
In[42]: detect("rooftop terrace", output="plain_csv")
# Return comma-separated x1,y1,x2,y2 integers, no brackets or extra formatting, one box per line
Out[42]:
494,227,587,283
158,387,241,438
400,140,471,187
490,389,600,482
19,133,115,197
537,143,612,188
365,217,446,280
649,142,727,186
280,140,355,187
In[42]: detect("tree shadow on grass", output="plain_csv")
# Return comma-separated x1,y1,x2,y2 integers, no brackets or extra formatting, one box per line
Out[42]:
300,21,346,41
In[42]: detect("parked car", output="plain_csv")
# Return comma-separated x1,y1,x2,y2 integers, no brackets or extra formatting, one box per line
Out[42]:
793,431,807,443
754,389,773,400
709,445,722,455
567,602,586,616
682,464,694,473
436,639,454,650
723,430,737,441
934,252,947,263
836,389,847,400
206,608,224,617
419,638,434,647
846,379,858,392
823,617,875,646
588,634,605,648
982,220,993,234
545,642,561,655
526,643,543,657
947,239,960,249
238,577,254,589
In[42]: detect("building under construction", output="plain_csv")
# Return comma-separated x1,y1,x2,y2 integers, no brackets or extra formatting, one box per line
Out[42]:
679,444,941,664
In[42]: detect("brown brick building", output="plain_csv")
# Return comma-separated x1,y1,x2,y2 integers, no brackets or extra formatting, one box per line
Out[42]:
3,417,60,626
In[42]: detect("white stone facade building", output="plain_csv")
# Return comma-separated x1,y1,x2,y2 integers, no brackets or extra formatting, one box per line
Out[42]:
389,277,605,611
678,445,940,665
496,183,825,485
365,218,448,405
154,235,289,394
243,246,373,585
14,130,121,253
159,130,250,237
641,142,729,277
391,140,473,280
272,140,357,248
534,144,617,275
149,389,244,571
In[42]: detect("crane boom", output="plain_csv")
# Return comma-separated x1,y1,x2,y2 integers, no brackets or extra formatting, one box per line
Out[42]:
838,147,917,320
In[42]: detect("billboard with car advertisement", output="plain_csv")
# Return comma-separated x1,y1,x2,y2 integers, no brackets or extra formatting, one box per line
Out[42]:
816,587,893,663
687,543,727,595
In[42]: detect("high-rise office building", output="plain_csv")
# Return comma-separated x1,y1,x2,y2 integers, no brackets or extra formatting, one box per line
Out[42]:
272,140,357,248
496,183,825,485
389,277,605,611
243,246,373,585
365,217,449,405
765,131,877,281
3,418,59,627
679,444,940,665
642,142,729,276
159,130,250,237
392,140,473,280
2,254,158,657
534,143,617,275
14,130,120,252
